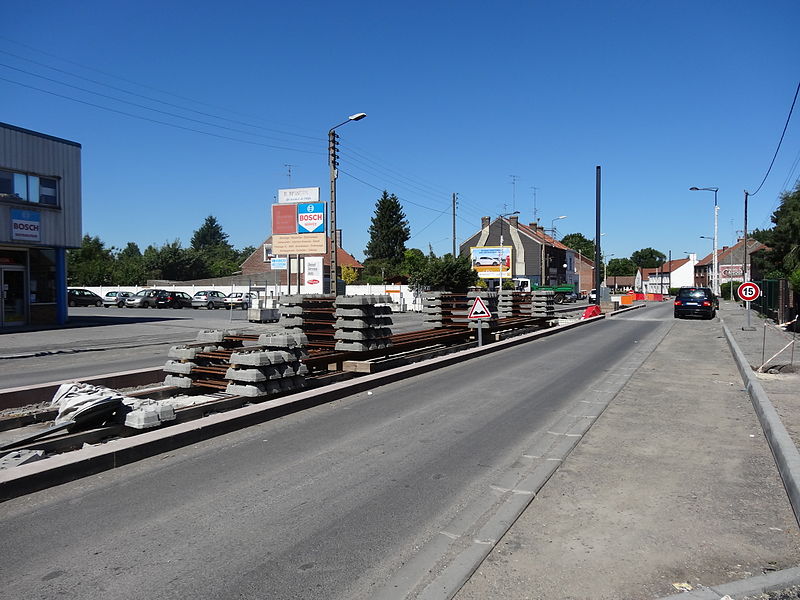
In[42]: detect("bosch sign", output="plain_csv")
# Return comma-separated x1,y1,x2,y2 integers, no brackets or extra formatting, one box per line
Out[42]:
297,203,325,234
11,209,41,242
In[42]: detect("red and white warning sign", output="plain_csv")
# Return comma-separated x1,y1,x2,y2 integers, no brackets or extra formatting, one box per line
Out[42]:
737,282,761,302
468,296,492,319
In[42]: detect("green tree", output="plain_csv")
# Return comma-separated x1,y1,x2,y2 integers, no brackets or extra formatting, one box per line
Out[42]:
752,182,800,278
191,215,230,251
364,191,410,266
561,232,595,258
630,247,666,269
607,257,637,276
407,252,477,292
67,234,115,285
112,242,147,285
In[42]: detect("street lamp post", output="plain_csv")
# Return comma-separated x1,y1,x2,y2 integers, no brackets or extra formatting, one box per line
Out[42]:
690,187,719,296
328,112,367,295
499,210,519,291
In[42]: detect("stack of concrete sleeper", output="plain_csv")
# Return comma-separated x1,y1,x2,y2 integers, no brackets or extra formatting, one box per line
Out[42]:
334,295,393,352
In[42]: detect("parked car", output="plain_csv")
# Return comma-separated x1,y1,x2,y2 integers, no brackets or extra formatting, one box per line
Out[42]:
102,290,133,308
192,290,228,309
68,288,103,307
473,256,500,266
564,291,578,303
125,289,166,309
224,292,258,309
155,290,193,309
588,289,597,302
674,286,717,319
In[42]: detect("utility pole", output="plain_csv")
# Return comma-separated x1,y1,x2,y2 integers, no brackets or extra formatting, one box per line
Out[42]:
452,193,457,257
594,166,602,305
284,164,296,186
743,190,755,330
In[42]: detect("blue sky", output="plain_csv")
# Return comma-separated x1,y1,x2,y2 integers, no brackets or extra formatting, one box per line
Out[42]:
3,1,799,264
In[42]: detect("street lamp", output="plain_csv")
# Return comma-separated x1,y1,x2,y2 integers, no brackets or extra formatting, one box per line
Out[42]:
689,186,719,296
603,253,615,285
550,215,567,239
498,210,519,291
328,112,367,295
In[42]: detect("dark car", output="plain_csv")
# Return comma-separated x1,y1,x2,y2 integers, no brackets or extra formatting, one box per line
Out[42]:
674,287,717,319
155,290,193,309
68,288,104,307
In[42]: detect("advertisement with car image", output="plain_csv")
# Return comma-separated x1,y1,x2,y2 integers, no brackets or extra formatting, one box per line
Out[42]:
470,246,512,279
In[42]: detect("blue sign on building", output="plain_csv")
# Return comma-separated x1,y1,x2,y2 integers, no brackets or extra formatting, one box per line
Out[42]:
297,203,325,234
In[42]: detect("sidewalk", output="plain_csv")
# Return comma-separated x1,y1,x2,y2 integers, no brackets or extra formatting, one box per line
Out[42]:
456,300,800,600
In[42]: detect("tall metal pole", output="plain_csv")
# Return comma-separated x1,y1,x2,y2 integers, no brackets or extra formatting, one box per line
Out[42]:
713,189,719,296
328,129,339,296
594,166,601,305
743,190,755,330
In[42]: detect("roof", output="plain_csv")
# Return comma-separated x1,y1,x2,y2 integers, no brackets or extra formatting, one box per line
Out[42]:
695,238,766,267
640,258,690,278
0,121,81,148
240,236,364,271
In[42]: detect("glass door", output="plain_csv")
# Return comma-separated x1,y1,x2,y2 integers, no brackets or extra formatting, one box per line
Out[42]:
1,268,26,327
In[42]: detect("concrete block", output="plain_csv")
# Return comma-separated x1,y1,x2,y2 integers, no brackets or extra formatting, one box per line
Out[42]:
230,350,273,366
335,295,371,306
256,333,297,348
279,317,305,328
280,305,305,316
163,360,195,375
164,374,194,389
224,367,267,382
124,407,162,429
225,382,269,397
168,345,198,360
195,329,240,343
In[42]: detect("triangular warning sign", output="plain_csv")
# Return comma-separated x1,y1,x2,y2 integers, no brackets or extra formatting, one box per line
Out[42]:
468,296,492,319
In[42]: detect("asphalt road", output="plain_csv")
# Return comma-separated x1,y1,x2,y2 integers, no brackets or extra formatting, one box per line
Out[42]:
0,304,672,599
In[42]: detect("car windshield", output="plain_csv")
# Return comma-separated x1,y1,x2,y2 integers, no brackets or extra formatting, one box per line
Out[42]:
133,290,148,297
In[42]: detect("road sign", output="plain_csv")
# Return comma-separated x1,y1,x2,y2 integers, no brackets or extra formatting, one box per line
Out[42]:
297,203,326,233
468,296,492,319
738,282,761,302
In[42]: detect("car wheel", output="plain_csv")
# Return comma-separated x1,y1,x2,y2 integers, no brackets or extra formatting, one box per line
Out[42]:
192,306,198,309
172,301,181,309
207,301,214,310
142,301,149,309
118,301,125,308
69,300,76,307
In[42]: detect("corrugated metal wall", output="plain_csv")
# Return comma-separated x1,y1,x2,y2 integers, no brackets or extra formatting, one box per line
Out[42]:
0,124,82,248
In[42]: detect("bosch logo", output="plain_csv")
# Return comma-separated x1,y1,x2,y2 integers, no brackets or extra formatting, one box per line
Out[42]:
13,223,39,231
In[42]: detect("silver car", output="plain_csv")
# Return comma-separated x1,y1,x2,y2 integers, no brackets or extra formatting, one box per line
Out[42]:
192,290,227,309
125,289,166,309
103,291,132,308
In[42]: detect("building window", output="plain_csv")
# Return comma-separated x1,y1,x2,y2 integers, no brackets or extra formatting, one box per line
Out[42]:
0,169,59,206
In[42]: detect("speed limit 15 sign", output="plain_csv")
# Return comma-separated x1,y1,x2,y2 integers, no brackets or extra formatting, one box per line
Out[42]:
737,282,761,302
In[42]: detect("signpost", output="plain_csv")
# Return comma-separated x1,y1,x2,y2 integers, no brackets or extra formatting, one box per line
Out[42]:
468,296,492,346
738,281,760,331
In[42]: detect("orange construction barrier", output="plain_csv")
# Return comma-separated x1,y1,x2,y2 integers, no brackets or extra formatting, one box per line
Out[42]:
620,294,634,306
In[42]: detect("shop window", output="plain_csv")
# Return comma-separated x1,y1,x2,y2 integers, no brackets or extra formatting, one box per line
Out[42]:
29,248,56,304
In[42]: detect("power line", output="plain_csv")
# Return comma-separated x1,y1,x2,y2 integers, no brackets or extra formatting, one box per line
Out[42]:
0,62,321,149
0,47,324,143
0,75,325,155
749,80,800,196
0,35,321,140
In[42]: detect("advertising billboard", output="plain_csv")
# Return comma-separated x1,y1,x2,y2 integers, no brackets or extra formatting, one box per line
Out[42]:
470,246,512,279
278,187,320,204
304,256,324,294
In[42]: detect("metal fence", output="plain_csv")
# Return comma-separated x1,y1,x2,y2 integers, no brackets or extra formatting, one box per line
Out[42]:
751,279,798,324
